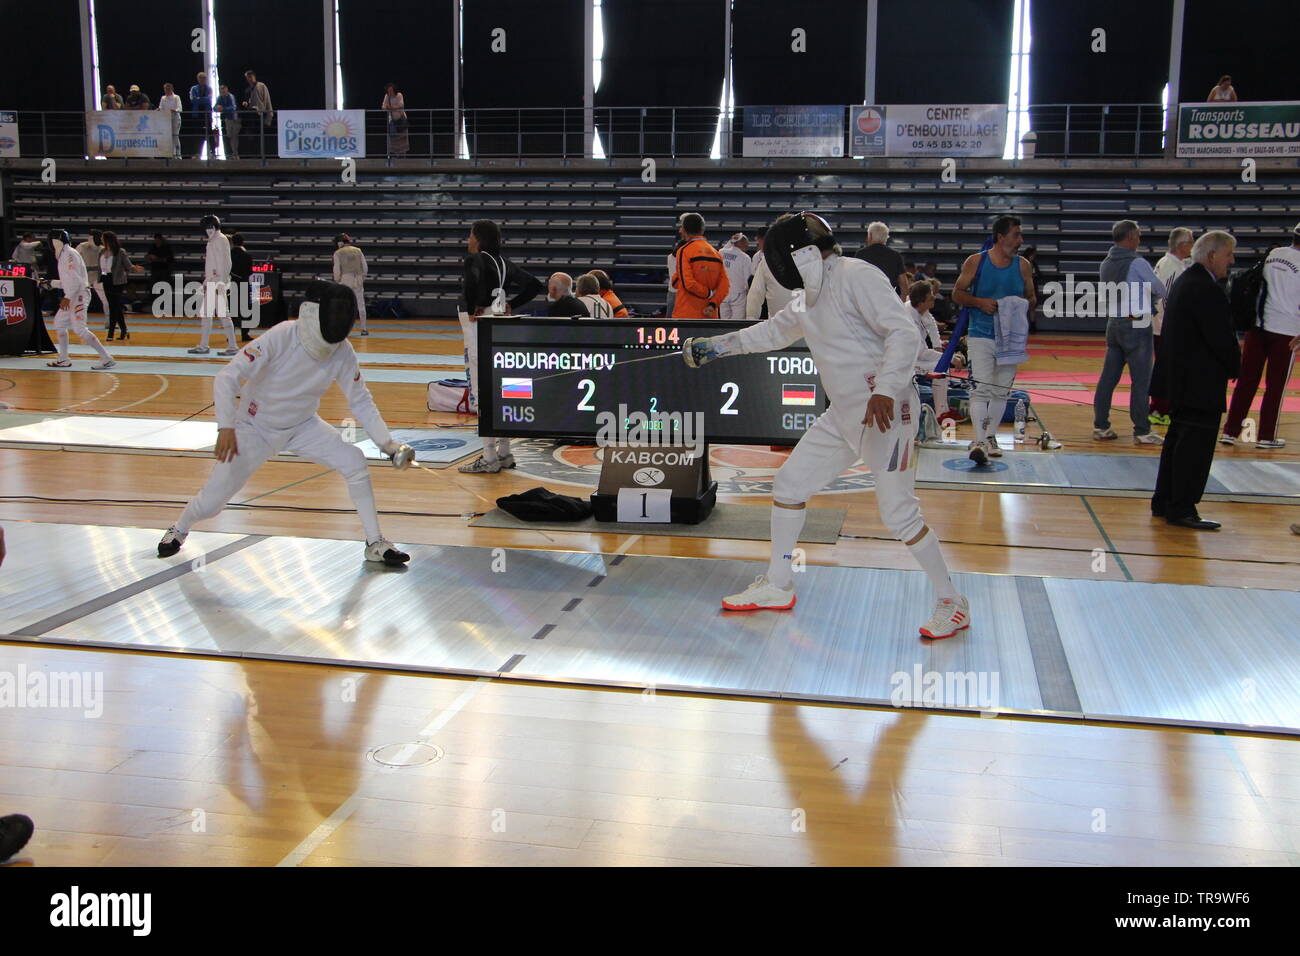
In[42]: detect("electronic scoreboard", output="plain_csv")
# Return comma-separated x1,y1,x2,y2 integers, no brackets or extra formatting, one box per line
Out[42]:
478,317,826,445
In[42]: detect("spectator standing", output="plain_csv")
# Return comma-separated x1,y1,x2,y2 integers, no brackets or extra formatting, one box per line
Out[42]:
665,249,677,317
215,84,240,158
545,272,586,317
1151,231,1240,530
670,213,729,319
383,83,408,156
908,280,954,425
10,232,40,264
187,72,215,159
74,231,105,321
854,221,908,298
718,233,753,320
746,217,793,320
125,84,151,109
576,274,613,318
229,233,254,342
1207,75,1238,102
241,70,274,158
101,85,123,110
589,269,629,317
1221,224,1300,449
158,83,182,158
951,215,1037,464
1092,220,1168,445
1150,227,1194,425
99,231,142,341
146,233,175,286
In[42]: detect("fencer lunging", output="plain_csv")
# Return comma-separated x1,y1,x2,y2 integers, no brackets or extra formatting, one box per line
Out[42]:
683,212,970,639
190,214,239,356
158,282,412,566
45,229,116,370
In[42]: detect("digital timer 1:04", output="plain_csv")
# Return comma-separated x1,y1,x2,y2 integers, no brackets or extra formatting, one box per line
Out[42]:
635,326,681,347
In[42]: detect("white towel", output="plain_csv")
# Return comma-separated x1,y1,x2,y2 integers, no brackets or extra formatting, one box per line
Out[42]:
994,296,1030,365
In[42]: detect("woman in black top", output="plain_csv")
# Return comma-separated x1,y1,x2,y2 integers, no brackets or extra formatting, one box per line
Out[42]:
457,219,543,474
99,231,142,340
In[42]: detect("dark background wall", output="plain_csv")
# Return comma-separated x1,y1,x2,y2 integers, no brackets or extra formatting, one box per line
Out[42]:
339,0,455,110
1030,0,1173,104
1180,0,1300,102
0,0,87,110
876,0,1014,104
732,0,868,106
217,0,326,109
95,0,204,107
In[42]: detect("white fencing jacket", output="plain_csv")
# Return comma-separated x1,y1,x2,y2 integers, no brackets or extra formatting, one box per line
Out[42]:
746,255,794,319
214,319,391,447
57,245,89,300
721,254,920,415
205,231,232,283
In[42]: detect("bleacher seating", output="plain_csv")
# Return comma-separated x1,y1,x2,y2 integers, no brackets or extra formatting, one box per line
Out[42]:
5,164,1297,322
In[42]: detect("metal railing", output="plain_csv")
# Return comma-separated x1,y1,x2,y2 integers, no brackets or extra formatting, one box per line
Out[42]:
2,104,1167,161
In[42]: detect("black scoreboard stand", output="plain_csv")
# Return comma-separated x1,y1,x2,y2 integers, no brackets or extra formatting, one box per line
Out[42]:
590,442,718,525
248,262,286,329
0,264,53,356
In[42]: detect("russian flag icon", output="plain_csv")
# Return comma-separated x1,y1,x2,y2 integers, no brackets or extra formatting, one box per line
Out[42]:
501,377,533,400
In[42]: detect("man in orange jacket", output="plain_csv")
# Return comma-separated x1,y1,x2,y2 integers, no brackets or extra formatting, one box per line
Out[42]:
671,213,729,318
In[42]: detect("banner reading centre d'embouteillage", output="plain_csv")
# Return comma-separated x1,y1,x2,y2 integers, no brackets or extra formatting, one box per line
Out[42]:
1177,101,1300,157
851,105,1005,157
277,110,366,158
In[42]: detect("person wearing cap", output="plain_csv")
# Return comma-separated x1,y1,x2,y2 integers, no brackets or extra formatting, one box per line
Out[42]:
124,85,151,110
1221,224,1300,449
719,233,753,320
671,213,729,319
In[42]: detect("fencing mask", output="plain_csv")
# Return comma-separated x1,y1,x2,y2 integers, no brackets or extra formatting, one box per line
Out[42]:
297,279,358,360
764,212,835,309
47,229,70,257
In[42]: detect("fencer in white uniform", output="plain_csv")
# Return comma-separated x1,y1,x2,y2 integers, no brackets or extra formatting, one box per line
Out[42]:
718,234,754,321
190,214,239,356
44,229,116,370
333,234,369,336
157,282,413,565
906,282,953,423
683,213,970,639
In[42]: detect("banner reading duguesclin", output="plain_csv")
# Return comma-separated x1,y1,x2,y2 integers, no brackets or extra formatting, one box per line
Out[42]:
1177,101,1300,157
85,110,173,158
851,104,1006,157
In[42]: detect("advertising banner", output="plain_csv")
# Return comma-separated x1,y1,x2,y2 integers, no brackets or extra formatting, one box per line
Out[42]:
851,104,1006,157
277,110,366,158
0,111,19,158
1177,101,1300,157
85,110,173,158
742,105,844,158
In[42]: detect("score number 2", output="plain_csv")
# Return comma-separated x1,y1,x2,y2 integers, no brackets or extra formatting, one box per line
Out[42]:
577,379,739,415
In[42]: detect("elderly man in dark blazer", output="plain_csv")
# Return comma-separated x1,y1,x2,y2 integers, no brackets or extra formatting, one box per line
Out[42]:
1151,231,1241,530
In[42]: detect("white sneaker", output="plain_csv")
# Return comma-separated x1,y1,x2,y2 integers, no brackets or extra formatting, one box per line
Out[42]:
985,436,1003,458
1093,427,1118,441
1256,438,1286,449
157,527,188,558
458,455,502,474
967,439,988,466
365,537,410,566
46,358,72,368
919,595,971,639
218,348,239,356
1133,432,1164,445
721,575,796,612
187,346,210,355
91,359,116,370
1218,433,1236,446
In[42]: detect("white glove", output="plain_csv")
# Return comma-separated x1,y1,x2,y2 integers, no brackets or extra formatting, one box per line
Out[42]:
382,440,414,469
682,337,722,368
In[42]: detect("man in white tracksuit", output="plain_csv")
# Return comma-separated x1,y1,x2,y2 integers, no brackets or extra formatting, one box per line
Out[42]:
74,230,107,325
683,213,969,639
190,214,239,355
333,234,369,336
157,282,412,566
746,245,794,320
44,229,116,370
718,233,753,321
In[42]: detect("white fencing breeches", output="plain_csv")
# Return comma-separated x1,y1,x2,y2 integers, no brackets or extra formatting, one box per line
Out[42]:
719,296,746,321
52,291,112,362
917,348,949,415
199,279,237,349
341,275,366,330
177,416,381,542
967,336,1017,440
457,310,510,461
773,389,926,543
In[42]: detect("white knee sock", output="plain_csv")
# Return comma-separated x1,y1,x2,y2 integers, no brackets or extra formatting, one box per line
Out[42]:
986,396,1009,440
908,528,958,600
766,505,806,589
221,316,238,350
79,329,112,362
496,437,512,458
346,473,382,542
971,397,990,442
56,329,70,360
198,315,212,348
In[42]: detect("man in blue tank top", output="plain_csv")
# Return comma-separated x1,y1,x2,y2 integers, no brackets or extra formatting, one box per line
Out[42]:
952,215,1037,465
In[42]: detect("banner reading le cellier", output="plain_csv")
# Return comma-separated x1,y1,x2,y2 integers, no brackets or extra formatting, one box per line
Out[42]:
1177,101,1300,157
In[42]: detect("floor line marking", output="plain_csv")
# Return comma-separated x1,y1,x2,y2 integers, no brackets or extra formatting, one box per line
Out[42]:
1079,495,1134,581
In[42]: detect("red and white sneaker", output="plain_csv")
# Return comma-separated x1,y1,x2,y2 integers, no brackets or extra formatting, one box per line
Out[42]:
919,595,971,639
722,575,796,611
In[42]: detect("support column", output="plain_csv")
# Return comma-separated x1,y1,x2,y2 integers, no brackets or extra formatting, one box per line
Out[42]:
453,0,463,158
1164,0,1185,159
584,0,594,158
864,0,878,104
324,0,338,108
722,0,733,158
80,0,96,111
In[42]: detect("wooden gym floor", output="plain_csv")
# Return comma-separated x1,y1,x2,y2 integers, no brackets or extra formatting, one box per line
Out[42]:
1,317,1297,866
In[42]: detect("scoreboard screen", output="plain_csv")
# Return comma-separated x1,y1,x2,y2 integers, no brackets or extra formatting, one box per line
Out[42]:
477,317,826,445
